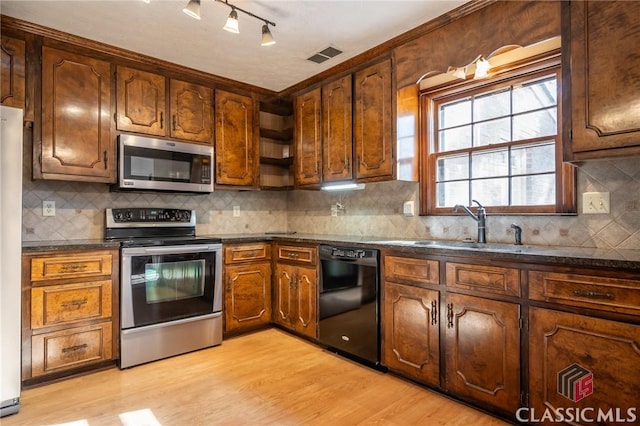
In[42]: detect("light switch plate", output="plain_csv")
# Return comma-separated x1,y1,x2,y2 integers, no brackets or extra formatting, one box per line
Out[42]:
582,192,610,214
233,206,240,217
403,200,415,217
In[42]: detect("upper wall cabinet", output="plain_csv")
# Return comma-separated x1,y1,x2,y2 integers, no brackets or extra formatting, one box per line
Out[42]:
116,66,213,145
565,1,640,160
215,89,257,187
354,59,393,180
1,36,26,109
322,75,353,183
294,87,322,187
38,47,114,182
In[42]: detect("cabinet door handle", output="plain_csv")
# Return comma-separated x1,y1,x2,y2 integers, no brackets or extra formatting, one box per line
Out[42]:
431,300,438,325
61,298,88,309
62,343,88,353
573,290,614,300
172,114,177,131
447,303,454,328
104,150,108,169
159,112,164,129
59,263,88,273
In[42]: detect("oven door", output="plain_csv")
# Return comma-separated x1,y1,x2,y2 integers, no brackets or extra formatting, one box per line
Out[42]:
121,244,222,329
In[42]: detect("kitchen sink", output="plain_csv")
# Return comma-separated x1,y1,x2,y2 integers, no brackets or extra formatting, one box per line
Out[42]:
368,239,538,253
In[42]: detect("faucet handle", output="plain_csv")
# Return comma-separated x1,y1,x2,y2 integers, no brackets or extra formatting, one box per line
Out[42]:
471,199,484,209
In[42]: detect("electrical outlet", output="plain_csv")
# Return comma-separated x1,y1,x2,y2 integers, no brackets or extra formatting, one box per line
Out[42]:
43,200,56,216
233,206,240,217
582,192,610,214
331,205,338,217
403,200,415,217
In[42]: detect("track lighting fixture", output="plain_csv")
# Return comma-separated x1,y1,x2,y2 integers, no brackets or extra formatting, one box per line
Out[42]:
449,55,492,80
178,0,276,46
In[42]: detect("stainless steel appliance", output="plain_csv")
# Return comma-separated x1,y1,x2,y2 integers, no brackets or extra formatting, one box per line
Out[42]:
1,106,23,417
318,245,381,368
105,208,222,368
117,134,214,193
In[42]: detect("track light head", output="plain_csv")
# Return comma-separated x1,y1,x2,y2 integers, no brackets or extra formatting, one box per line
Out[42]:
183,0,201,20
223,8,239,33
261,24,276,46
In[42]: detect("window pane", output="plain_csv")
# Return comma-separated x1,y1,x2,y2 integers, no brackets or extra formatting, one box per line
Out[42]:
474,117,511,146
439,125,472,151
513,78,557,114
512,174,556,205
437,154,469,181
472,149,508,178
440,99,471,128
437,181,469,208
471,178,509,206
474,89,510,121
513,107,557,140
511,142,555,175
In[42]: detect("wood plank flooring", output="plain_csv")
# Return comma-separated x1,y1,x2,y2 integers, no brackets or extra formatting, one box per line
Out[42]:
4,328,510,425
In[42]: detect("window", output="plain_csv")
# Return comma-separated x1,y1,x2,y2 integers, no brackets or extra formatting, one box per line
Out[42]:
420,61,575,215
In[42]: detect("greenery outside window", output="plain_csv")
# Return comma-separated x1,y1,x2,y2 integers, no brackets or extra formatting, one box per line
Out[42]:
420,59,576,215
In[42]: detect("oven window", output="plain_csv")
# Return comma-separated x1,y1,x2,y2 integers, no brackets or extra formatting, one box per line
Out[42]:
128,252,216,327
144,260,205,303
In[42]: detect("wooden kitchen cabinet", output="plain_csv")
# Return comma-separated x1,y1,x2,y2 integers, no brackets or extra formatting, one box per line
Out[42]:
223,243,272,334
117,66,214,144
38,47,115,183
1,35,26,109
116,66,166,137
565,1,640,159
322,74,353,183
22,248,119,385
529,307,640,420
215,89,258,187
354,59,393,180
273,244,318,339
294,87,322,187
444,293,521,415
383,281,440,387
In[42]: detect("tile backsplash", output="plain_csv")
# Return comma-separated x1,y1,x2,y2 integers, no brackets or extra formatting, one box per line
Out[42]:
22,156,639,250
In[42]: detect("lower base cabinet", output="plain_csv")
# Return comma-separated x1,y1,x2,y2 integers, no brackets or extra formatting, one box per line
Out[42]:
382,281,440,387
445,293,521,415
529,307,640,424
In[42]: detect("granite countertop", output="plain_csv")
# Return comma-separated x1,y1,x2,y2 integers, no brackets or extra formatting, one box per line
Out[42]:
22,234,640,271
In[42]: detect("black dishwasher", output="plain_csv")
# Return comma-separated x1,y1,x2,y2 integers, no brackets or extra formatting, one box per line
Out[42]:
318,245,381,369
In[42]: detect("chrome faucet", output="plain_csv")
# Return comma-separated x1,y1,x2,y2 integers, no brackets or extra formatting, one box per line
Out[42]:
453,200,487,243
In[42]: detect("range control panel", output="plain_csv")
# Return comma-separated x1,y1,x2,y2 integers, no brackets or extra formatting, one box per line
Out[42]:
108,208,193,224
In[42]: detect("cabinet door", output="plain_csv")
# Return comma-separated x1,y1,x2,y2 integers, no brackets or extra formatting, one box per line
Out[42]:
274,263,296,329
294,265,317,339
567,1,640,158
116,66,166,136
354,59,393,180
170,79,213,144
41,47,114,182
1,36,26,109
445,293,520,414
224,263,272,333
383,282,439,387
322,75,353,182
215,89,256,186
294,88,322,186
529,307,640,422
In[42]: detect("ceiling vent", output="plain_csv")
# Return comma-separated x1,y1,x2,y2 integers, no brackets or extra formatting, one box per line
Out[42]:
307,46,343,64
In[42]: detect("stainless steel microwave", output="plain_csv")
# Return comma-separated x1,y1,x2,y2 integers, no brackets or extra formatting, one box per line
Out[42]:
117,134,214,193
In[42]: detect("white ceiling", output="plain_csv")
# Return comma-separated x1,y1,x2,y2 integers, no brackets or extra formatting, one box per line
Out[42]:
1,0,467,92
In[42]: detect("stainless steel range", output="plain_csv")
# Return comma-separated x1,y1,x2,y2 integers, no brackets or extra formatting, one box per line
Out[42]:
105,208,222,368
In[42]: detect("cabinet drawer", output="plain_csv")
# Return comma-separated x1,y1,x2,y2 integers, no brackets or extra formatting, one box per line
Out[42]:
445,262,520,297
31,252,113,281
276,245,316,266
529,271,640,315
384,256,439,287
31,280,112,329
224,243,271,264
31,322,113,377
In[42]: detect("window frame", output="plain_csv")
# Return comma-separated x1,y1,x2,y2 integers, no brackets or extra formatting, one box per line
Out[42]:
419,56,576,216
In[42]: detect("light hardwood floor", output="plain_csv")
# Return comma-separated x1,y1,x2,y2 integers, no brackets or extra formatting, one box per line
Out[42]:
4,329,509,425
